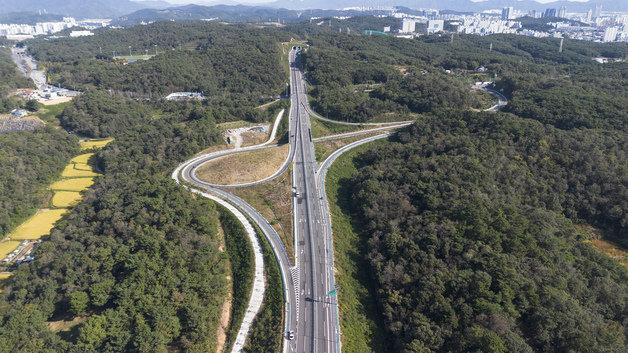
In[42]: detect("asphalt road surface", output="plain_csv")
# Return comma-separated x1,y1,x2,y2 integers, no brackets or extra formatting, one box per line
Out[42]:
289,48,339,353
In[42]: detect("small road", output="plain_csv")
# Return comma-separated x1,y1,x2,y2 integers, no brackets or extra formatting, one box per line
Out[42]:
11,46,46,89
477,87,508,111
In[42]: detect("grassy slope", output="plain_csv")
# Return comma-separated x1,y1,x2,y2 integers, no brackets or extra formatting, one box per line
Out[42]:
325,141,389,352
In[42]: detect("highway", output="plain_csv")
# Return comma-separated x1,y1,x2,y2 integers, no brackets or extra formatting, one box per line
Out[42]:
289,48,339,353
172,100,300,352
172,46,409,353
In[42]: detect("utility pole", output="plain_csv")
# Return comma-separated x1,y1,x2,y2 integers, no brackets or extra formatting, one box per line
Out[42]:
559,38,564,53
451,33,454,43
129,46,132,56
490,42,493,51
154,44,157,55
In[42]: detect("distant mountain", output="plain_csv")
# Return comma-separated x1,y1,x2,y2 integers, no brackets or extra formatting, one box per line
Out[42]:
0,0,171,19
114,4,388,26
0,12,64,25
267,0,627,13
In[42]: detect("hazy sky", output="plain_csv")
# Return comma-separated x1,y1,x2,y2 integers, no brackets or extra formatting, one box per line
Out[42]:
162,0,594,3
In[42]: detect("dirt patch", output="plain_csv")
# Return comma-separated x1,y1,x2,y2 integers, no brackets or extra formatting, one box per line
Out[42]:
223,125,269,149
196,144,289,185
39,96,73,106
216,297,232,353
215,220,233,352
46,316,87,332
241,131,269,146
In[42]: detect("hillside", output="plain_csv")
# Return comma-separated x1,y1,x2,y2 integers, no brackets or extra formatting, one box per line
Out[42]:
0,0,168,19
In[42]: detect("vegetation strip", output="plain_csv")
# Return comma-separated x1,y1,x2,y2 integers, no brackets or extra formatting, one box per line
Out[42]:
184,188,265,353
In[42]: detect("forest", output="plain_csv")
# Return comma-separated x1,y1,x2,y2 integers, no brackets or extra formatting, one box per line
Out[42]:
300,31,627,123
1,15,627,353
306,19,628,353
0,46,35,113
0,20,287,352
27,21,291,99
344,112,628,352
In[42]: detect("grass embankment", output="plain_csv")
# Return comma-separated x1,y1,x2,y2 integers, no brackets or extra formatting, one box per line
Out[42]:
310,116,365,139
314,131,392,163
230,169,294,264
243,223,284,353
217,204,255,353
196,145,289,185
36,101,72,126
325,140,390,352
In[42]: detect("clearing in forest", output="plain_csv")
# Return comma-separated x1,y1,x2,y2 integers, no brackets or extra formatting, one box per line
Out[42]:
80,138,114,150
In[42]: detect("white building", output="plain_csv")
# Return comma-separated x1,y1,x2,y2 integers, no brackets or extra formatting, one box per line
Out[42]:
426,20,444,33
11,109,28,118
70,31,94,37
402,18,416,33
603,27,618,42
558,6,567,18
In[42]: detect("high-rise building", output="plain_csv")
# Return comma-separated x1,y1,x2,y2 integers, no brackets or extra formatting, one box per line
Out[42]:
402,18,415,33
558,6,566,18
586,9,593,21
426,20,444,34
543,8,557,18
502,7,514,21
592,5,602,19
603,27,618,42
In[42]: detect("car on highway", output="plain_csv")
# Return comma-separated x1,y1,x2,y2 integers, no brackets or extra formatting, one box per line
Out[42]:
288,330,295,340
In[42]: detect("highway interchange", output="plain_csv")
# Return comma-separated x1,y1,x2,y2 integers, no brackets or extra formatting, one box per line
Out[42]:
173,46,500,352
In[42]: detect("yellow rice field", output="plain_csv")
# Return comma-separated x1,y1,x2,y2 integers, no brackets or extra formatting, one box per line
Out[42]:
11,209,68,240
61,164,98,178
73,163,93,171
80,138,114,150
0,241,21,260
50,178,94,191
71,153,94,164
51,191,83,208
